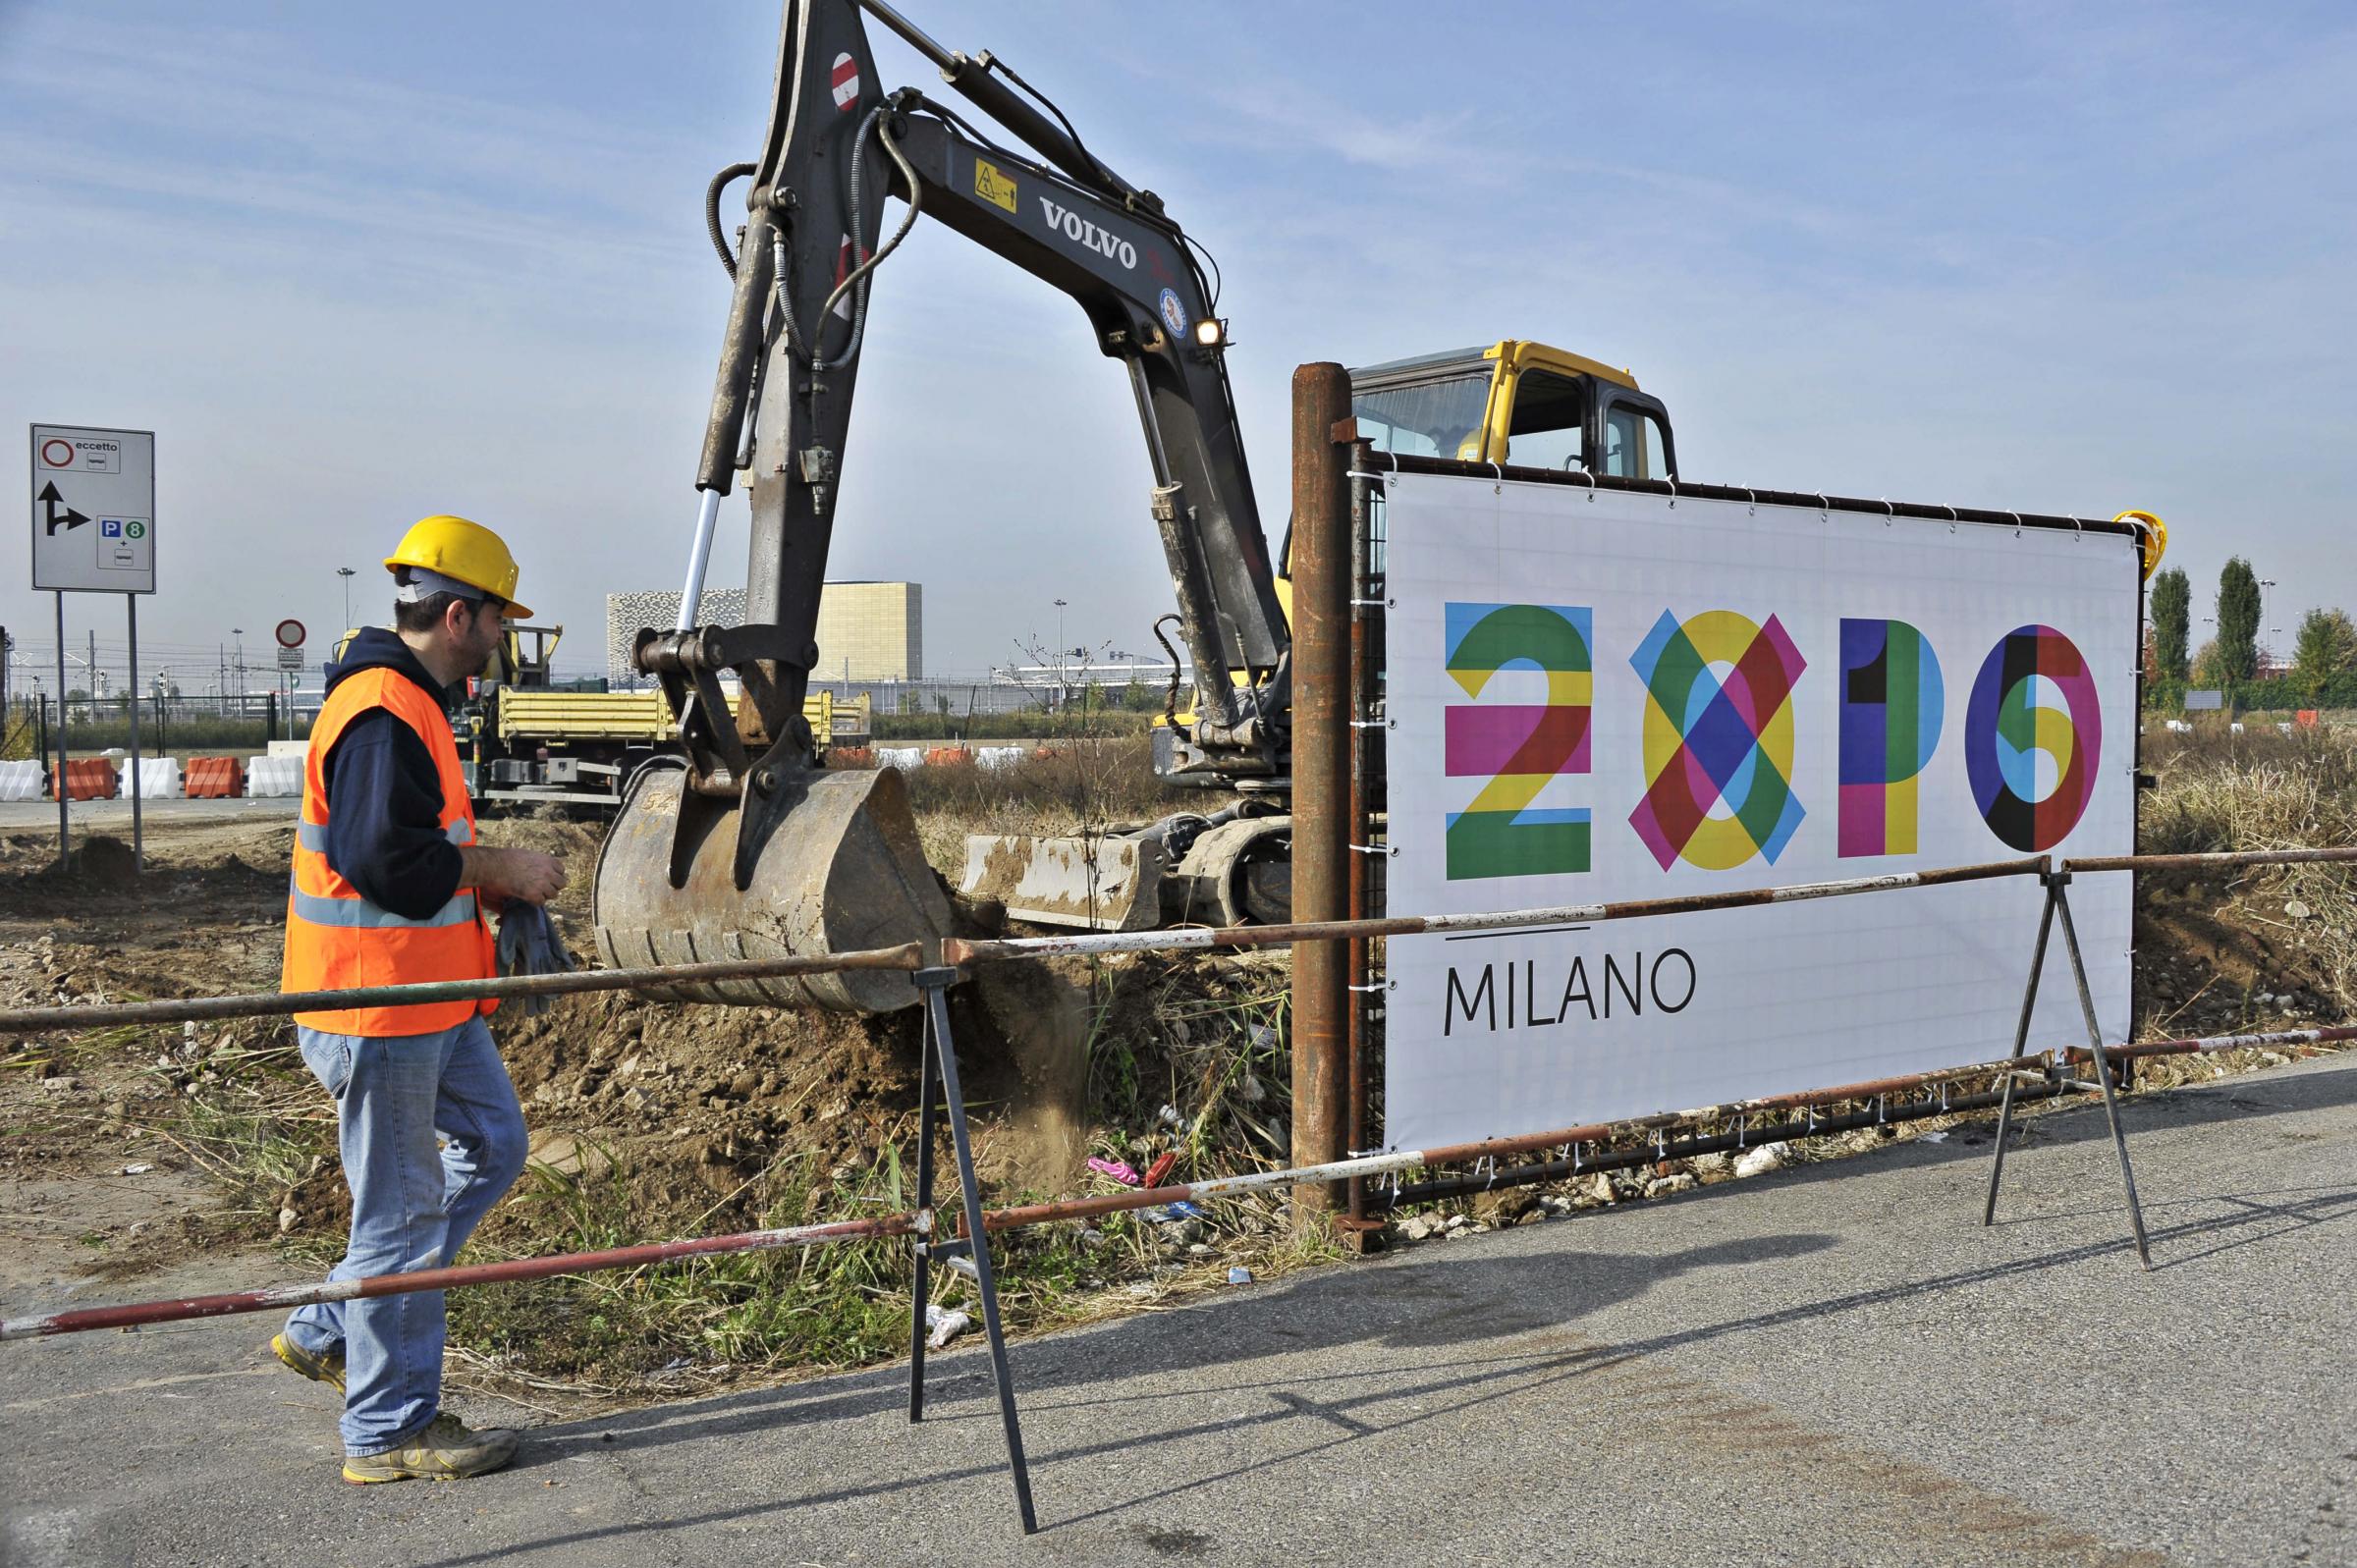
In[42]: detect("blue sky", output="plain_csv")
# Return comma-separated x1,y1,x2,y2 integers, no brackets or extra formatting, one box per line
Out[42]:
3,0,2350,687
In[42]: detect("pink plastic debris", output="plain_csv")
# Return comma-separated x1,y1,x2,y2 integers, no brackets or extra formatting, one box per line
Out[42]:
1086,1157,1142,1187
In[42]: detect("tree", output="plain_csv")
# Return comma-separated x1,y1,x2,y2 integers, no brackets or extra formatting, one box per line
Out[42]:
2290,609,2357,704
2150,567,2191,684
2190,638,2227,690
2216,558,2262,682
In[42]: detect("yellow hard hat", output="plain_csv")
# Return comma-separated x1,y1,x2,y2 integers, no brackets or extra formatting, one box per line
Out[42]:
2114,509,2168,579
383,514,531,620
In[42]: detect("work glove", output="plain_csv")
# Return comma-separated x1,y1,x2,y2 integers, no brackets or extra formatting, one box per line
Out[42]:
495,901,576,1016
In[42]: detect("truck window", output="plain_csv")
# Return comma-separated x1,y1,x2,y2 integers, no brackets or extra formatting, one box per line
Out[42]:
1352,373,1490,460
1604,406,1669,479
1503,370,1588,469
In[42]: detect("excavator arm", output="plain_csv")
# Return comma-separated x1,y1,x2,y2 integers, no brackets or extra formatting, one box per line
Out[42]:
670,0,1283,786
593,0,1288,1011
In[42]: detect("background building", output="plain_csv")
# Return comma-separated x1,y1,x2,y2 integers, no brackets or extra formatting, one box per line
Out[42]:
605,582,921,684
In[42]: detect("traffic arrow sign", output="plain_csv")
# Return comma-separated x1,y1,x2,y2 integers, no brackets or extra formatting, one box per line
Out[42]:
38,481,89,536
31,424,154,594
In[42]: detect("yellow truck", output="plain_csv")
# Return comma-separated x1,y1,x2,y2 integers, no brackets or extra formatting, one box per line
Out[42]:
456,624,864,809
469,682,861,809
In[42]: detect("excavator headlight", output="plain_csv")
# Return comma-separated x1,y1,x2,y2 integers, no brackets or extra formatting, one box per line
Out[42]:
1192,317,1226,348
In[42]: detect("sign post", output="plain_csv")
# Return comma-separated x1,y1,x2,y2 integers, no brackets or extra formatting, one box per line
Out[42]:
31,425,157,872
127,595,142,869
275,620,305,716
54,594,67,864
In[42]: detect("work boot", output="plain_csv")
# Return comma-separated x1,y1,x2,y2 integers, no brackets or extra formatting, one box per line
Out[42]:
343,1413,520,1485
269,1331,346,1393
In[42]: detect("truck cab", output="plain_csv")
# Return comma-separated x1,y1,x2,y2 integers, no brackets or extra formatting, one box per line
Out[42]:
1268,338,1677,617
1347,339,1676,479
1179,339,1677,780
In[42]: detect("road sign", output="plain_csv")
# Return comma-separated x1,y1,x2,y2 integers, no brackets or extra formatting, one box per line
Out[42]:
30,425,154,594
277,646,303,670
275,618,306,649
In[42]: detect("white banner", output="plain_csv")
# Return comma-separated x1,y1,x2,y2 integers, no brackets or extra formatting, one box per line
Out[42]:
1383,473,2139,1149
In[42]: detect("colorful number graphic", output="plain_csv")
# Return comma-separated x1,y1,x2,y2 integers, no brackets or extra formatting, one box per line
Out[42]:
1443,603,1593,880
1629,609,1806,871
1837,619,1945,857
1965,624,2102,851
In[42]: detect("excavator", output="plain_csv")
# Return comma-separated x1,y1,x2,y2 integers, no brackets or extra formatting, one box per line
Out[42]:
590,0,1678,1013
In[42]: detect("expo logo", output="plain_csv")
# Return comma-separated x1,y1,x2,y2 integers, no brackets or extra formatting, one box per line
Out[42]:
1443,606,2103,879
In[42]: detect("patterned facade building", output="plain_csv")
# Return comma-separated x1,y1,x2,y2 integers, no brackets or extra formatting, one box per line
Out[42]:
605,583,920,684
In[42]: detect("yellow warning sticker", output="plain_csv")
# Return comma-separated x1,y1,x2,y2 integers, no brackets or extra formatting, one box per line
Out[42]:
974,158,1018,214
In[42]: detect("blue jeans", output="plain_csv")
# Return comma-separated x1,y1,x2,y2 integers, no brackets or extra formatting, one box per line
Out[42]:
281,1016,528,1455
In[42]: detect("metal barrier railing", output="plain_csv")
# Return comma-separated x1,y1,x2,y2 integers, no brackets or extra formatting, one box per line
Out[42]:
2,841,2352,1533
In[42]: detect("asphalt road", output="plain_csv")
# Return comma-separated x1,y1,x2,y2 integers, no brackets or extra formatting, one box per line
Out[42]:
3,1055,2352,1568
0,796,299,833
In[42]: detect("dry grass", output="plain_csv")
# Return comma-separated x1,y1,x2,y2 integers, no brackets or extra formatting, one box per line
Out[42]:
2140,726,2357,854
2141,724,2357,1015
886,733,1221,869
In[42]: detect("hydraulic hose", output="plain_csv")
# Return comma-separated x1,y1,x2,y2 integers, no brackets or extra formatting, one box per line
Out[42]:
705,162,758,279
773,104,925,374
1152,614,1191,739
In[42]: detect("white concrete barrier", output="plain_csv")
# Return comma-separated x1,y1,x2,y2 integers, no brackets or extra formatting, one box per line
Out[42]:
0,759,44,802
118,757,185,798
879,747,925,771
246,756,304,798
975,747,1025,771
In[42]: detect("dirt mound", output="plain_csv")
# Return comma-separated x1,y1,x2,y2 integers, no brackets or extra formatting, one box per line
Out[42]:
493,957,1084,1176
2136,874,2346,1038
473,816,603,922
60,834,140,886
273,946,1102,1249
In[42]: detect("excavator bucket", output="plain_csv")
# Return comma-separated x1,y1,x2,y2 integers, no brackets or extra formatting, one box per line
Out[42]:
593,765,951,1013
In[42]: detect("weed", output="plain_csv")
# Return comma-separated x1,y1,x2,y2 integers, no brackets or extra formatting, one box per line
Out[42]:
2141,724,2357,1012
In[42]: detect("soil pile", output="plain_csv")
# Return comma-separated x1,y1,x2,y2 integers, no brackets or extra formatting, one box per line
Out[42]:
62,834,141,888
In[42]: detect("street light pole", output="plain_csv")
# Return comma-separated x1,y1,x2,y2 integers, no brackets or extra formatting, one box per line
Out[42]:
1052,598,1069,704
337,567,356,631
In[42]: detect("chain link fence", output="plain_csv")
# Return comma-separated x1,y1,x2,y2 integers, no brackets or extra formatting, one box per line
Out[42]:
0,692,316,763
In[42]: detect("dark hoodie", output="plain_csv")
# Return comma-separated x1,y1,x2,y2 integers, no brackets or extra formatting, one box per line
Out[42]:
315,627,466,921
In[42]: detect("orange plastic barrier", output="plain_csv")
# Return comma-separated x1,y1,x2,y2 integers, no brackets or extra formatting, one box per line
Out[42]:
827,746,877,769
53,760,120,800
185,757,247,798
923,746,973,768
1032,747,1067,762
2297,710,2321,730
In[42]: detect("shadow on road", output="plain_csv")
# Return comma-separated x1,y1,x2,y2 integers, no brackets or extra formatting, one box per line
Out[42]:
307,1058,2357,1558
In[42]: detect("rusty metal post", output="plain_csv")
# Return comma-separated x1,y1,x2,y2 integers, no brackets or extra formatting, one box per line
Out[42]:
1290,362,1352,1217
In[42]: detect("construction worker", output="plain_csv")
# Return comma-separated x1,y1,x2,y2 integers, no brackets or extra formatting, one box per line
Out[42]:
270,515,567,1484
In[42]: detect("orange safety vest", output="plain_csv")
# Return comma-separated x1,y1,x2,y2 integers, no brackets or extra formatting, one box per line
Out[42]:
282,667,498,1036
